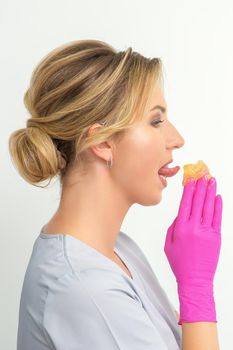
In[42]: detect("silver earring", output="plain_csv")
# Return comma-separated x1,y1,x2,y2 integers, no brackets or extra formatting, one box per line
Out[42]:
100,120,107,126
107,155,113,168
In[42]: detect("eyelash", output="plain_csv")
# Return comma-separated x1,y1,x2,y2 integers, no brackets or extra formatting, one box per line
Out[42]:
151,119,165,127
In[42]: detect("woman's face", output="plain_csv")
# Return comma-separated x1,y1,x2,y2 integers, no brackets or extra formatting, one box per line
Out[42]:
112,85,185,206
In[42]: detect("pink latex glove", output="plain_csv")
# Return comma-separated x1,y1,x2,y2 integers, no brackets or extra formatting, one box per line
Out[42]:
164,175,223,325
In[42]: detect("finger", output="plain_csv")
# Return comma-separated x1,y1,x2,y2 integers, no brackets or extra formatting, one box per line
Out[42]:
202,177,217,226
177,180,196,221
212,194,223,233
190,175,209,221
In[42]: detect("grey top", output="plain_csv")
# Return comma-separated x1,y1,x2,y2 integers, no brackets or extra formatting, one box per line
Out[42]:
17,227,182,349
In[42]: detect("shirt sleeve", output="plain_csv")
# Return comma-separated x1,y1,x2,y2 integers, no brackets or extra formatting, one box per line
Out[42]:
42,272,167,350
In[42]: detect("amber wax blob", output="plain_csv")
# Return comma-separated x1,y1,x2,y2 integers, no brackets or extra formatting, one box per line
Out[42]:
182,160,212,186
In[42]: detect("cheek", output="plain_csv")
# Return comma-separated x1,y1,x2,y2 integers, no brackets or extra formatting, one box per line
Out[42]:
112,132,159,187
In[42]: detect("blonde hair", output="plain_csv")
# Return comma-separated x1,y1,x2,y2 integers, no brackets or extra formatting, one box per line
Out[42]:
8,39,163,188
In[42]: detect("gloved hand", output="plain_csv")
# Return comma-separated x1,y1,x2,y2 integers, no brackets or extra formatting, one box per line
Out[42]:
164,175,223,325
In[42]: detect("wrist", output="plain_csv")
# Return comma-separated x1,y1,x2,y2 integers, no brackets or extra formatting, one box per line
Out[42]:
177,280,217,325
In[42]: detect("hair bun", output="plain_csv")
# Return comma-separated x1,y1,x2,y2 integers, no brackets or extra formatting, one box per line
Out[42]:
8,125,66,187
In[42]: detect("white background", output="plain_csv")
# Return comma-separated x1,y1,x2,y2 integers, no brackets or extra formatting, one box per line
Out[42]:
1,0,233,348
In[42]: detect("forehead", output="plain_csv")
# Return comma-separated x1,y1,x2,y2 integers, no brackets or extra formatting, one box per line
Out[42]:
149,85,167,110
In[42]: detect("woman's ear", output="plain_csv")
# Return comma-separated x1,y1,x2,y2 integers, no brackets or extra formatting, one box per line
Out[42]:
87,123,114,165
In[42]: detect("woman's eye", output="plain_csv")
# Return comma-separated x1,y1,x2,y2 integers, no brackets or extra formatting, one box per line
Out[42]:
151,119,165,127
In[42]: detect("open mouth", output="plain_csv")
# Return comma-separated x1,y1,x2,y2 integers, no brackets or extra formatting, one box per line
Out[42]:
158,160,180,183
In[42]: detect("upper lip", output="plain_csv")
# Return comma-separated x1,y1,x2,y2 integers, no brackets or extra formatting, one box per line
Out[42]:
161,159,173,168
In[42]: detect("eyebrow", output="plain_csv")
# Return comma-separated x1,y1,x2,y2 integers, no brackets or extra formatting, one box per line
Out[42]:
149,105,167,113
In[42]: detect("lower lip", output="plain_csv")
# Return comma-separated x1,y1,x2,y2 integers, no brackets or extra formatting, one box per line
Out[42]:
159,174,167,187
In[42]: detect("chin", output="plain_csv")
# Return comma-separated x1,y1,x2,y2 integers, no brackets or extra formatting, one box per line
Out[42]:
137,192,162,206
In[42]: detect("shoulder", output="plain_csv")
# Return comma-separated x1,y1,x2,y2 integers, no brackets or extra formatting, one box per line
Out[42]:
42,271,167,349
43,269,141,316
42,271,143,337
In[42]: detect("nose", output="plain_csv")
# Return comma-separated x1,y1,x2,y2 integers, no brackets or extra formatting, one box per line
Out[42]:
175,133,185,149
166,125,185,150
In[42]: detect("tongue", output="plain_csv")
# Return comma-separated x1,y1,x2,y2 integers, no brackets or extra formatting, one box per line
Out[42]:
158,166,180,177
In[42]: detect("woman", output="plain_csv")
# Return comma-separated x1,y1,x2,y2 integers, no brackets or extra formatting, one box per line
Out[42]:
9,39,222,349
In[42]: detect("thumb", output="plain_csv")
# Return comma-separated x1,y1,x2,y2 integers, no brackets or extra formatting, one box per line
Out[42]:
164,217,177,253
